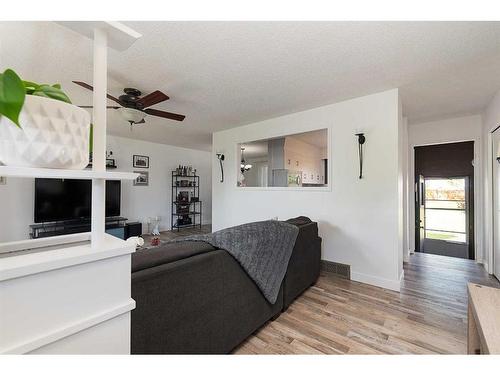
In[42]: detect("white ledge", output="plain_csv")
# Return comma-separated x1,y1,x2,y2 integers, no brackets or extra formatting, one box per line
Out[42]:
0,166,138,180
0,233,135,282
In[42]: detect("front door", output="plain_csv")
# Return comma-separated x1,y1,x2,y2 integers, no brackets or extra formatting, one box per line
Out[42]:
422,177,470,259
414,141,475,260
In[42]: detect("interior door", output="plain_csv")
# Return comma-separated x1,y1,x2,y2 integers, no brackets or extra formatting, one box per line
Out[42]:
415,175,425,252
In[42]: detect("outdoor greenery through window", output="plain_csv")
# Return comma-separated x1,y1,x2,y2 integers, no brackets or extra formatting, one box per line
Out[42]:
424,178,466,243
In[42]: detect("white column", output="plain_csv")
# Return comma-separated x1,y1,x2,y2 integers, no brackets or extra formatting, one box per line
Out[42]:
91,28,108,248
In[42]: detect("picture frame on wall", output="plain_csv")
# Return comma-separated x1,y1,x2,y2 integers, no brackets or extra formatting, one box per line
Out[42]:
106,158,117,168
133,155,149,168
133,171,149,186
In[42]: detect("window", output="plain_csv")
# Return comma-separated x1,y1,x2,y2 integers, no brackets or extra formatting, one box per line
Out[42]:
424,178,467,243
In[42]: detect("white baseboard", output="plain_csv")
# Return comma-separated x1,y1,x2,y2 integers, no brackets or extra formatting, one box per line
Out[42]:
351,271,401,292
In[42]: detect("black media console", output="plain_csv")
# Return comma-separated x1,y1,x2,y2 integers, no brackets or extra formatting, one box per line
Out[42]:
29,217,128,240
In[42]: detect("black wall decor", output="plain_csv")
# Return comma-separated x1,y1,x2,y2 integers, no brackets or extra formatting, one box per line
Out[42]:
356,133,366,179
216,153,225,183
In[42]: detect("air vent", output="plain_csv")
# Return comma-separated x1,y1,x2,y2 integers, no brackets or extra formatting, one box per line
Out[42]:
321,260,351,279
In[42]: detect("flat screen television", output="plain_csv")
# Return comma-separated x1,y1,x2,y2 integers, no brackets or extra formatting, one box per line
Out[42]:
34,179,121,223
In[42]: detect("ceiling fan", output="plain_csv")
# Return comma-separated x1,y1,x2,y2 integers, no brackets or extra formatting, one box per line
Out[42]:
73,81,186,127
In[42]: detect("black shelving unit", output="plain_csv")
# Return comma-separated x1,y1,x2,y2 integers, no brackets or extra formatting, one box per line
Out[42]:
171,171,202,231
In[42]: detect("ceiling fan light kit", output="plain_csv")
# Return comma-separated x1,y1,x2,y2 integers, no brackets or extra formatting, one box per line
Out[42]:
117,107,146,124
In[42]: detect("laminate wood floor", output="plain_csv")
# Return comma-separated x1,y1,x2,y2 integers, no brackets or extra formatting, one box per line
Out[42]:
141,224,211,248
234,252,499,354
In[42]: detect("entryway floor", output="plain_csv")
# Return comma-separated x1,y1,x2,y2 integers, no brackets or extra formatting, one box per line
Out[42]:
234,252,499,354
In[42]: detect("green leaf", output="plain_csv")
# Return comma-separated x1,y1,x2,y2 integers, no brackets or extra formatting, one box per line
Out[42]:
33,84,72,104
22,80,39,95
0,69,26,128
52,83,61,89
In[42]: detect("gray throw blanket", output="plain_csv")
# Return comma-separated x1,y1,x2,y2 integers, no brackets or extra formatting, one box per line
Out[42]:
172,220,299,304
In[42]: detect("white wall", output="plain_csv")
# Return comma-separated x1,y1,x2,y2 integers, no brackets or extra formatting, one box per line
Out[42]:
482,89,500,273
0,136,212,242
212,89,403,291
407,114,483,262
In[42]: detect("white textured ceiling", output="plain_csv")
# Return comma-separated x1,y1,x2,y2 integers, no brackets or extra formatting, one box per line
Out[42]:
1,21,500,151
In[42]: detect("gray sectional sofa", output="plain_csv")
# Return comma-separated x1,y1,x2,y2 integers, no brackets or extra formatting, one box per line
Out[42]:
130,217,321,354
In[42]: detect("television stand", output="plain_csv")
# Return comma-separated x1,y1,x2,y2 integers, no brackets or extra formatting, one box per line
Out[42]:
29,217,128,240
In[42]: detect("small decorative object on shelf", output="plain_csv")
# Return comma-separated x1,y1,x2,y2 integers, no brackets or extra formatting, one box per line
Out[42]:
175,164,195,177
150,237,160,247
171,169,202,231
133,154,149,168
0,69,91,169
151,216,161,236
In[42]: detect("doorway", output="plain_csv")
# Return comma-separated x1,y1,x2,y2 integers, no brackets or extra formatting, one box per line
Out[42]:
414,142,474,260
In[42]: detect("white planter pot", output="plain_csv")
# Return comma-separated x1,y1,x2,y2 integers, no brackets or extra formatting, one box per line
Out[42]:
0,95,91,169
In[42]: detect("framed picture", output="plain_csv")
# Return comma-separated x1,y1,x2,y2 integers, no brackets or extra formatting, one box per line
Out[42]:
106,158,116,168
0,176,6,185
133,155,149,168
133,171,149,186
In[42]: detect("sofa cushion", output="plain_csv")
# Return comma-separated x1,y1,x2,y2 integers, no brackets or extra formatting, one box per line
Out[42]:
132,241,216,273
285,216,313,227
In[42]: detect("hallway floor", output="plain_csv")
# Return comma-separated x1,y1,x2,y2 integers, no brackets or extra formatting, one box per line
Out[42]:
234,253,499,354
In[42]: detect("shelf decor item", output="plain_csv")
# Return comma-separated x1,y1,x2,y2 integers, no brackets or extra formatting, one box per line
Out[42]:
0,69,91,169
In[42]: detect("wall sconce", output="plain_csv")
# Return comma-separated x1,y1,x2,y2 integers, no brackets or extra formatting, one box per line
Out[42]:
216,152,225,183
356,133,366,179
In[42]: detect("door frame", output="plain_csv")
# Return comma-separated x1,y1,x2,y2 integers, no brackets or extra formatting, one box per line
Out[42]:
410,140,478,261
489,128,500,278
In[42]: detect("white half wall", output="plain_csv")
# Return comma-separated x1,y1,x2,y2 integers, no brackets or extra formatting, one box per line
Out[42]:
407,114,483,262
212,89,403,291
0,136,212,242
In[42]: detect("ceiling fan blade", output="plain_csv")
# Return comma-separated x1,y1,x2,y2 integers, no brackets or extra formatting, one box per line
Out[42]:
72,81,123,105
144,108,185,122
135,90,169,108
78,105,120,109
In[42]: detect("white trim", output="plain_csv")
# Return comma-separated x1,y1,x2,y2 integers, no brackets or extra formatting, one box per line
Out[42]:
1,299,135,354
0,166,138,180
488,131,495,274
351,271,401,292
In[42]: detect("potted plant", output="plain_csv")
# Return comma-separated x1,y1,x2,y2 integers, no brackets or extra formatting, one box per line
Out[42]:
0,69,91,169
